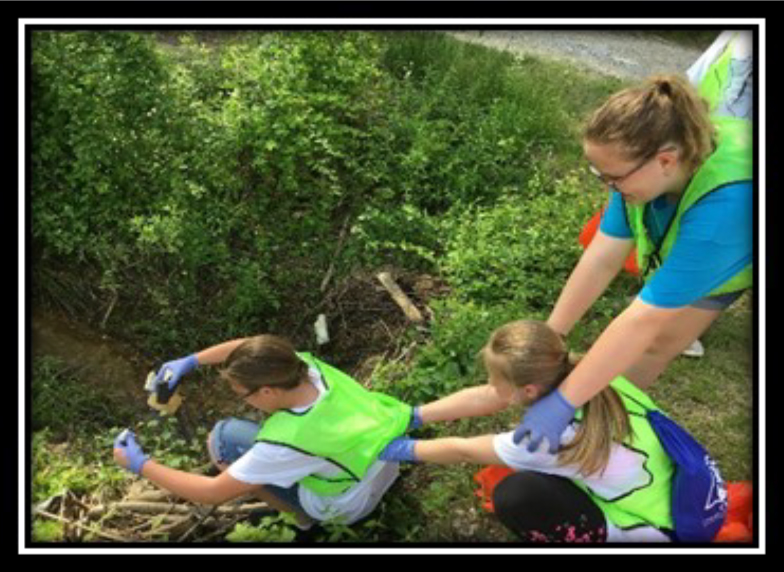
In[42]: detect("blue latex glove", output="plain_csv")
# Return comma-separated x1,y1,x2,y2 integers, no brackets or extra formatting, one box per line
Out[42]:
114,429,150,475
512,388,576,453
152,354,198,393
408,406,423,431
378,437,419,463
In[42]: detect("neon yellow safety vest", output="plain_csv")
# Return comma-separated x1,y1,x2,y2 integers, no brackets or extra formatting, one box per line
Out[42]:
697,33,742,116
571,376,675,534
625,116,753,295
255,352,412,497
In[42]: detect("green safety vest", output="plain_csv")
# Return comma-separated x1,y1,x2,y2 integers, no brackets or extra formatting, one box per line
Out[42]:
255,352,412,497
697,33,741,116
571,376,675,534
625,116,753,295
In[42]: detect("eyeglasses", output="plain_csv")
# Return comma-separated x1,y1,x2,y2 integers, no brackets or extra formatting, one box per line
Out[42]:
587,147,675,192
240,386,261,400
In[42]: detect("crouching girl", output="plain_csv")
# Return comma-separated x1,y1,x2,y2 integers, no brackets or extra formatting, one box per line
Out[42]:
114,335,412,531
381,320,682,543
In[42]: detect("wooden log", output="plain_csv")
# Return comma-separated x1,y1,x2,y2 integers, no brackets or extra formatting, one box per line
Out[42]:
376,272,424,323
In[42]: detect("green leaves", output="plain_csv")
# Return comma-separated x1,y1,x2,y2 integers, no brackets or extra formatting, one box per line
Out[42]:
31,30,615,359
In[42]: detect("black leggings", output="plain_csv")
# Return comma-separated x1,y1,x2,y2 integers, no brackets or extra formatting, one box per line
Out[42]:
492,471,608,543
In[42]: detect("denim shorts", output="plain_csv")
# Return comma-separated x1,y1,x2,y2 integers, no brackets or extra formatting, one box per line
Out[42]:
209,417,303,512
690,289,746,311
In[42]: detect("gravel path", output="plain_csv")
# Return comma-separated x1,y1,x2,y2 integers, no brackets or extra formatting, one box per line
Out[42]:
449,30,706,81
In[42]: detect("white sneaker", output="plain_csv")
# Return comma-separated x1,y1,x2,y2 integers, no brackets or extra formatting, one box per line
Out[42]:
682,339,705,358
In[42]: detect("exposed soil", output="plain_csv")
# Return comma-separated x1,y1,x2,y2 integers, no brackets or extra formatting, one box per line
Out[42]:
30,268,449,426
30,268,457,543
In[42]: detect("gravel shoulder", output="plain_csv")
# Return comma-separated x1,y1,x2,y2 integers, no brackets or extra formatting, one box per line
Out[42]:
449,30,706,81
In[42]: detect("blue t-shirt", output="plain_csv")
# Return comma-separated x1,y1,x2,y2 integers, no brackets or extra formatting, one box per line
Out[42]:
599,182,753,308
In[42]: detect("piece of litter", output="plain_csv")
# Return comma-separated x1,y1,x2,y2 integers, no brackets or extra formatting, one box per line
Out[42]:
314,314,330,345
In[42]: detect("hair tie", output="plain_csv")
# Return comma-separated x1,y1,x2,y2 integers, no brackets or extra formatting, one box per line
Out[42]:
657,79,673,98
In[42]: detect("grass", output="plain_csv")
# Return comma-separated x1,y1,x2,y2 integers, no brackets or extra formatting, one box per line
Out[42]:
646,291,755,482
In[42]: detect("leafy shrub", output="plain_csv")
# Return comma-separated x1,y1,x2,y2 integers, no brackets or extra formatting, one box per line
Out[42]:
31,31,395,353
30,30,615,359
372,32,577,214
226,515,297,543
32,429,126,503
372,297,521,405
440,167,600,311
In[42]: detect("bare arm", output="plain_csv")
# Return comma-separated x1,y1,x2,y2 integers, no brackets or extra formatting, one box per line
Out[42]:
547,230,633,337
419,384,509,424
194,338,249,366
558,297,684,408
138,459,261,506
413,435,503,465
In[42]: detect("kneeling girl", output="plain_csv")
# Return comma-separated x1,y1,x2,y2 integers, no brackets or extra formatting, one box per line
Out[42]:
382,320,678,543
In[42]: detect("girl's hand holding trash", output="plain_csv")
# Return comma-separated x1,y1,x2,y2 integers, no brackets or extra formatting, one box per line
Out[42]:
152,354,198,394
114,429,150,476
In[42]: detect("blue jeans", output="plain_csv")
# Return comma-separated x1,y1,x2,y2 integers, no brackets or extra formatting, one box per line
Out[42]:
208,417,304,513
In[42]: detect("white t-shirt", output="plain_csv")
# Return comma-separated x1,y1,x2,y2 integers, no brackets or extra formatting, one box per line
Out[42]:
493,425,671,543
228,368,400,524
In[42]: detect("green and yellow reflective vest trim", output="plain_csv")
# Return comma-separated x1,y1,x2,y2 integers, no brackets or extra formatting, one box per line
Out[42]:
625,116,752,297
572,376,675,534
255,352,412,497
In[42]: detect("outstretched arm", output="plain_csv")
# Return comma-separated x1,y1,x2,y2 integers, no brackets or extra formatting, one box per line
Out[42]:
140,459,261,506
418,384,510,425
381,434,504,466
415,435,503,465
194,337,249,366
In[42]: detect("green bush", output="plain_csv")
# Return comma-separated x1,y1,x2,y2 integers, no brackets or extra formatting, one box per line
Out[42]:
31,31,395,353
372,32,576,214
32,429,127,504
372,298,521,405
440,167,600,310
30,30,615,358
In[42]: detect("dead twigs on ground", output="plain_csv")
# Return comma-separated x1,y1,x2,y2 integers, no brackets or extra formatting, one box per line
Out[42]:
32,485,272,543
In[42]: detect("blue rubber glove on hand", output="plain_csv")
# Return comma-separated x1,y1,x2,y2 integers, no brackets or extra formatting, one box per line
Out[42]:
378,437,419,463
153,354,198,393
408,406,423,431
114,429,150,475
512,388,576,453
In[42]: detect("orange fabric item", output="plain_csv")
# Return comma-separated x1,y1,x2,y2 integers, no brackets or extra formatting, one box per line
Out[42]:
579,209,640,276
473,465,515,513
713,481,754,543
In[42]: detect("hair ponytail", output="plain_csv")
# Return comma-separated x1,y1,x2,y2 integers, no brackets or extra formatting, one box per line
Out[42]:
484,322,633,477
556,351,633,477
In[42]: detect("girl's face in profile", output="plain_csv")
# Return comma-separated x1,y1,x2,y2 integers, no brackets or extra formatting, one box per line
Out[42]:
583,139,683,205
484,353,532,407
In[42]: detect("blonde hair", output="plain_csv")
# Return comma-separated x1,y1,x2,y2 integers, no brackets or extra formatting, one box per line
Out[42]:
583,74,715,174
483,321,632,476
219,335,308,393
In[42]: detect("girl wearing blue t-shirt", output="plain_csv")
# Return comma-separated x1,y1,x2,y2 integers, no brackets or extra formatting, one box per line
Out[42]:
514,71,752,454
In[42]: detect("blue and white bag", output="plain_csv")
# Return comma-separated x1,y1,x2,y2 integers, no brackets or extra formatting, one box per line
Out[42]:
647,410,728,542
